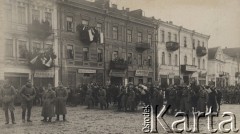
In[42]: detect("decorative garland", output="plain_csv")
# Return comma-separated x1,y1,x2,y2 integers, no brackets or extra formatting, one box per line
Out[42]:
196,46,207,57
28,20,52,41
76,24,101,44
166,41,179,51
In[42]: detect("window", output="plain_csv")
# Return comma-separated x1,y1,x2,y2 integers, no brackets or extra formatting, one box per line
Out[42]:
192,58,195,66
202,42,205,47
148,34,152,46
137,32,142,43
32,42,42,52
203,59,205,69
162,52,165,65
96,23,102,32
112,26,118,40
84,73,90,77
184,37,187,47
45,12,52,25
112,51,118,60
5,39,13,57
175,54,178,66
18,6,26,24
148,56,152,67
6,4,12,22
192,39,195,49
82,20,89,26
32,9,40,21
127,30,132,43
128,53,132,64
168,54,172,65
174,34,177,42
97,48,103,62
198,40,200,47
198,59,201,69
161,30,165,43
168,32,171,41
18,41,27,58
138,54,142,65
83,47,89,61
66,45,74,59
184,55,187,64
44,44,52,51
66,16,73,32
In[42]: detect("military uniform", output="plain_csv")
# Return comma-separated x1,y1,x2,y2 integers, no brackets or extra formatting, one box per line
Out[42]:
55,85,68,121
20,83,36,122
41,87,56,122
0,83,16,124
98,88,107,110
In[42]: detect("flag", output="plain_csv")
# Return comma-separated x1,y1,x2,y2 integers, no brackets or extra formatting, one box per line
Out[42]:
30,56,38,64
88,29,94,41
45,57,52,67
100,32,104,44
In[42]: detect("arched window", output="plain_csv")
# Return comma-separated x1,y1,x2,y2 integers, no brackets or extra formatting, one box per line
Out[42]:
169,53,172,65
162,52,165,65
175,54,178,66
203,59,205,69
184,55,187,65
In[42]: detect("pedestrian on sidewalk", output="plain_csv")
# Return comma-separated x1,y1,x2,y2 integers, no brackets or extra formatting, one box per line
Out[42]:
20,80,36,123
41,84,56,122
55,82,68,121
0,80,16,124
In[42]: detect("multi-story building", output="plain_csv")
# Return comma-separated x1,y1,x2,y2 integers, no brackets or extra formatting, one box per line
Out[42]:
1,0,59,89
208,47,239,87
156,20,210,86
58,0,156,87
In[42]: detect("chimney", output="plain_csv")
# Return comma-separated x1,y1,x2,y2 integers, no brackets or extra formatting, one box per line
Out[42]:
112,4,117,9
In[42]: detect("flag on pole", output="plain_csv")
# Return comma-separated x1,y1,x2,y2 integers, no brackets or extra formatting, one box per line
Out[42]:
30,56,38,64
45,57,52,67
88,29,94,41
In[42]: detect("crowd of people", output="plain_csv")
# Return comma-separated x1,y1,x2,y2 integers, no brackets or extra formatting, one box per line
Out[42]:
1,79,240,125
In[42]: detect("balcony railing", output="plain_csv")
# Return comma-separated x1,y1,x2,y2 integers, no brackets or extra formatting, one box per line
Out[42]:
135,42,150,52
196,46,207,57
166,41,179,51
109,58,128,70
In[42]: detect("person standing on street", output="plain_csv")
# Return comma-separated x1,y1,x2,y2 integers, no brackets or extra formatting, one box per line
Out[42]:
55,82,68,121
41,84,56,122
20,80,36,123
0,80,16,124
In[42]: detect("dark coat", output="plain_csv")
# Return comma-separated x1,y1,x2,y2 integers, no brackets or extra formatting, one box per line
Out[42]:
55,87,68,115
42,89,56,117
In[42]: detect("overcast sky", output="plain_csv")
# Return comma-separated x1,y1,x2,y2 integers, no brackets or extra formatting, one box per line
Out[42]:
110,0,240,48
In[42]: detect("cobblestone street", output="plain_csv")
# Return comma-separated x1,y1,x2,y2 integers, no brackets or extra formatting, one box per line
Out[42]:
0,104,239,134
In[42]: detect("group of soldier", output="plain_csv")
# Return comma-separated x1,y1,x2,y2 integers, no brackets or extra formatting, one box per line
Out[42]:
0,80,68,124
1,78,239,125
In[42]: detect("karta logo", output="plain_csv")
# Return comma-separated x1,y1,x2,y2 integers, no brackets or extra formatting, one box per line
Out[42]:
142,105,239,133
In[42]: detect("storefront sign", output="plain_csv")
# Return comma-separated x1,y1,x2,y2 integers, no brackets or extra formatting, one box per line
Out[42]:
135,70,149,77
109,70,126,77
34,71,54,78
185,65,197,72
78,69,96,74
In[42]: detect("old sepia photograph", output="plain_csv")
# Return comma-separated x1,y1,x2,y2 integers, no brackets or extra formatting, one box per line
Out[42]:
0,0,240,133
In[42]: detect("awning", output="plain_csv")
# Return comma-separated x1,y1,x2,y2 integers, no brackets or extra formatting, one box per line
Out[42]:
34,71,54,78
109,70,126,77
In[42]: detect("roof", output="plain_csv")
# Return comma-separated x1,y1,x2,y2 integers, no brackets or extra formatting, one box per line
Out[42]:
223,47,240,58
208,47,219,60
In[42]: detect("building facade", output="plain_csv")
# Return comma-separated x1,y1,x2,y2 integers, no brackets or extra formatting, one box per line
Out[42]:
156,20,210,86
208,47,239,87
1,0,59,89
58,0,156,87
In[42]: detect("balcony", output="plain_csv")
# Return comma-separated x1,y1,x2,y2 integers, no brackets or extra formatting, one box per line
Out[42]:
196,46,207,57
135,42,150,52
235,72,240,77
166,41,179,51
109,58,128,70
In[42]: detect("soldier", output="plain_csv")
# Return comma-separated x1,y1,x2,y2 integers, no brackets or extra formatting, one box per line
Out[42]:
41,84,56,122
55,82,68,121
98,86,107,110
151,86,163,115
126,84,135,112
20,80,36,123
197,86,208,112
0,80,16,124
168,87,176,114
207,86,218,113
85,84,93,109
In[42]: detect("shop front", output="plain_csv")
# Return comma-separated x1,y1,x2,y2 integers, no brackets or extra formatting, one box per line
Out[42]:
4,72,29,90
135,70,150,85
33,70,54,88
198,71,207,85
109,69,126,85
181,65,198,85
77,69,103,85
